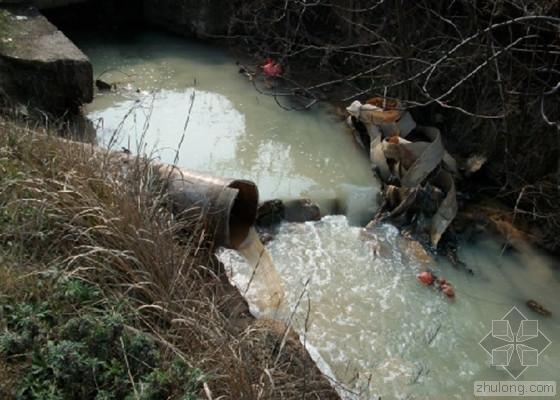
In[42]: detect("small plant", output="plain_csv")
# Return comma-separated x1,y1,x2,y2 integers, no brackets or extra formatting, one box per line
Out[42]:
0,274,205,399
2,302,52,337
57,279,101,305
126,333,160,375
0,330,31,358
135,361,204,400
46,340,99,392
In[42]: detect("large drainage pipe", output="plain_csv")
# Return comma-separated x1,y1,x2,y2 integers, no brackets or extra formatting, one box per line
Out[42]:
44,135,259,250
158,165,259,249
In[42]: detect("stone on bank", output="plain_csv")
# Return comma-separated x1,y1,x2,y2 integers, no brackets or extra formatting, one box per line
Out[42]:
0,5,93,114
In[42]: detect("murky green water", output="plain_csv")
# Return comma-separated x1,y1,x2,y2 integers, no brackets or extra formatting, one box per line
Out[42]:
76,31,560,399
79,31,378,213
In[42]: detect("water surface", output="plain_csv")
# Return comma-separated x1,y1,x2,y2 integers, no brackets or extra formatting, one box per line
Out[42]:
219,217,560,399
79,31,378,209
76,31,560,399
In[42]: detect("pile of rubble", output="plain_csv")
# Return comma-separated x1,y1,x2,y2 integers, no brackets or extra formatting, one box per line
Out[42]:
346,98,458,248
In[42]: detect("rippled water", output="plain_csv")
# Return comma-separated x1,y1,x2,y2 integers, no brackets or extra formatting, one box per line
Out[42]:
219,217,560,399
74,31,560,399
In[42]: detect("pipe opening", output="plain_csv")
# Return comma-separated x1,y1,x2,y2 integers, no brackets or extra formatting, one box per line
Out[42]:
157,165,258,250
227,180,259,249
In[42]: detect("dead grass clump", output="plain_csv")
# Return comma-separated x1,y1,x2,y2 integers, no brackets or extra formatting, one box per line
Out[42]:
0,119,338,399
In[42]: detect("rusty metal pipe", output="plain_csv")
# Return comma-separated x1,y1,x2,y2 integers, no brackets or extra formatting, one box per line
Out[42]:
158,165,259,249
30,134,259,249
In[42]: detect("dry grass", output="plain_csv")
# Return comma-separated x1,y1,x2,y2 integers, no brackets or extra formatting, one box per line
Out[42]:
0,118,338,399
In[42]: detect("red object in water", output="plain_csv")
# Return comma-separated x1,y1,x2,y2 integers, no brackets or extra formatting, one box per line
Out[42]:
441,284,455,298
262,59,283,77
417,271,435,286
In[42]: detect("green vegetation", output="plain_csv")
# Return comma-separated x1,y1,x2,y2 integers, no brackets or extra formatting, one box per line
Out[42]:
0,278,202,399
0,122,204,398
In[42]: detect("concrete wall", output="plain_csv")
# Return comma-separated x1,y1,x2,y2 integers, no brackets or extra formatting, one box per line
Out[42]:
0,5,93,114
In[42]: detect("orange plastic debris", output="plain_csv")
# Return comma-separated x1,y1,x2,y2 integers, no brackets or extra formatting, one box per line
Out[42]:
417,271,435,285
262,59,283,78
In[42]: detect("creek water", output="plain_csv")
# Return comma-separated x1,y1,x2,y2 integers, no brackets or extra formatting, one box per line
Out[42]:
79,30,378,223
75,31,560,399
220,218,560,398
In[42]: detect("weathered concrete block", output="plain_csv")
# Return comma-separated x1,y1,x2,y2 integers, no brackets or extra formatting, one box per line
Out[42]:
143,0,232,38
0,5,93,113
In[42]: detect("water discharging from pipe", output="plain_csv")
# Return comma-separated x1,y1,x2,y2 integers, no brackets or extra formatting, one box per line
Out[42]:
236,227,285,315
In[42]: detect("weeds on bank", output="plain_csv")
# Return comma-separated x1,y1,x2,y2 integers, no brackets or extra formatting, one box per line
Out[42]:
0,119,338,399
0,121,205,398
0,276,202,399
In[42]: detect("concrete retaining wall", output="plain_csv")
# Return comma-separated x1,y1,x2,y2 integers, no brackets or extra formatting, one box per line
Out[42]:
0,5,93,113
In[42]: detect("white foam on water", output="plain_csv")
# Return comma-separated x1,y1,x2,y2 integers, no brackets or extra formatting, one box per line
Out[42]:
220,216,560,399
